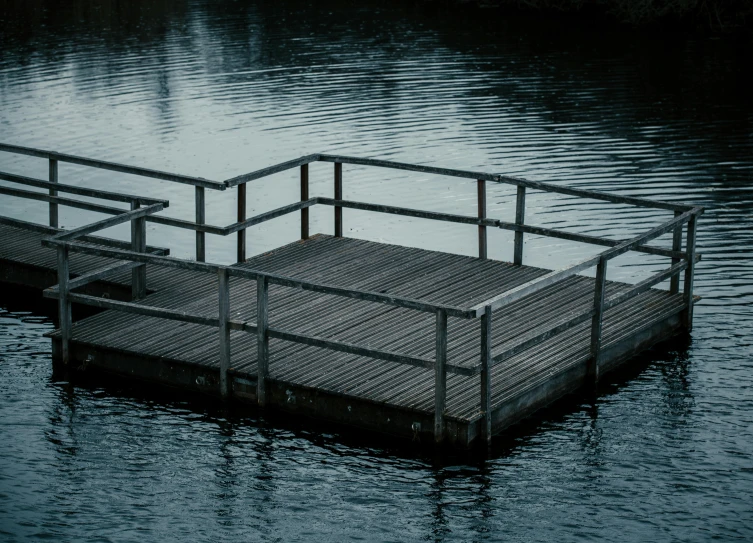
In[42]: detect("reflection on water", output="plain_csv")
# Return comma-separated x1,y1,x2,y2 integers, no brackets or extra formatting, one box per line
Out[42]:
1,0,752,540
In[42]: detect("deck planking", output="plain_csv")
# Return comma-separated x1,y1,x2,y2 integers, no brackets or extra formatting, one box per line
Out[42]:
36,233,687,444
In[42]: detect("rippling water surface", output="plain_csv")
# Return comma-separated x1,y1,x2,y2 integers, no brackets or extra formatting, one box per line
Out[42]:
1,1,752,540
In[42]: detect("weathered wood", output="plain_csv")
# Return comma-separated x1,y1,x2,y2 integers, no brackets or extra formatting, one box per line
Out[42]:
682,215,698,331
147,214,224,235
195,186,206,262
514,186,525,265
301,164,309,240
334,163,343,237
477,180,487,259
48,159,58,228
52,203,164,242
0,142,225,190
257,276,269,407
670,211,683,294
588,257,608,384
435,309,447,443
237,184,246,263
224,154,319,187
480,305,492,443
0,185,128,216
601,208,699,261
218,268,231,398
57,245,71,364
224,199,318,235
604,259,689,310
130,202,147,300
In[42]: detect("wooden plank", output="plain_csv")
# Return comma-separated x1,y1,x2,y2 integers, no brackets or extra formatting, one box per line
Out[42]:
334,163,343,237
435,310,447,443
195,186,205,262
514,186,525,265
480,305,492,443
301,165,309,240
588,258,608,384
257,276,269,406
218,268,231,397
477,180,487,259
237,184,246,263
48,159,58,228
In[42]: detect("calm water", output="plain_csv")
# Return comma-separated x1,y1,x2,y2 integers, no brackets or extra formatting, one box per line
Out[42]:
1,1,752,540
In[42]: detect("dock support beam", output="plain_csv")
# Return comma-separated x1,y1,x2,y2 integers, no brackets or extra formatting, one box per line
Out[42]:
218,268,230,398
195,186,205,262
130,201,147,300
334,162,342,237
57,245,71,364
301,164,309,240
514,186,525,265
49,159,58,228
682,215,697,331
477,180,487,259
588,257,607,385
670,211,683,294
257,276,269,407
480,305,492,444
434,309,447,444
237,184,246,263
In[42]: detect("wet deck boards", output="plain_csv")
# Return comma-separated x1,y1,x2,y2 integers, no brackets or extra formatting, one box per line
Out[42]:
3,228,686,446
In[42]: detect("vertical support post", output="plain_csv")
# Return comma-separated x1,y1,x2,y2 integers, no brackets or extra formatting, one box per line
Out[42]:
257,275,269,407
334,162,343,237
670,211,683,294
49,159,59,228
480,305,492,444
57,245,71,364
301,164,309,240
218,268,230,398
195,186,205,262
434,309,447,444
513,186,526,265
682,215,697,331
588,257,608,386
130,201,147,300
477,180,487,259
237,184,246,263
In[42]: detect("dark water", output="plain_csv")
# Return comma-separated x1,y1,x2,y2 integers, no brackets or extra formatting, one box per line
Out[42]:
1,1,752,540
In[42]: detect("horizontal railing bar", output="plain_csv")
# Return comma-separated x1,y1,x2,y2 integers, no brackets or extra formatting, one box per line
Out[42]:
227,267,474,319
42,291,221,326
0,185,131,216
604,260,690,310
470,255,602,315
490,306,596,368
146,214,227,235
224,198,319,234
601,208,702,262
225,154,320,187
0,215,170,254
40,239,224,274
501,221,685,260
52,203,164,242
318,154,692,212
0,170,168,206
317,197,499,228
0,142,224,190
318,154,500,183
267,327,476,376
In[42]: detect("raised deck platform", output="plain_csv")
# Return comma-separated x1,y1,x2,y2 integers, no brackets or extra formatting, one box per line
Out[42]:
45,234,686,446
0,143,702,448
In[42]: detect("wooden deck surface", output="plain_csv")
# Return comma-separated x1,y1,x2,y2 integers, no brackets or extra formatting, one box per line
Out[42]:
30,232,686,425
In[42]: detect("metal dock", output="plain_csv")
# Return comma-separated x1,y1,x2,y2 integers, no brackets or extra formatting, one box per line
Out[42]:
0,143,702,447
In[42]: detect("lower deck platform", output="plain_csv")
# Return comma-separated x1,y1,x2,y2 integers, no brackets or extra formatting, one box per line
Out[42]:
42,233,687,447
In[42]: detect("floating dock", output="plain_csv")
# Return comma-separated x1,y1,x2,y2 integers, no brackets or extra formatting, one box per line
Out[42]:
0,143,702,447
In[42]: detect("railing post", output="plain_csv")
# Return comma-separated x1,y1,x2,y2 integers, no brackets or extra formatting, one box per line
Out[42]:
682,215,697,331
477,180,487,259
49,158,58,228
301,164,309,240
237,184,246,263
514,186,526,265
130,201,147,300
670,211,683,294
218,268,230,398
334,162,342,237
257,275,269,407
588,257,608,385
434,309,447,444
480,305,492,444
195,186,205,262
57,245,71,364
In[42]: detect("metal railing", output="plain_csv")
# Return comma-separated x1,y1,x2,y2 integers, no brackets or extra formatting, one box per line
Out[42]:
0,143,703,444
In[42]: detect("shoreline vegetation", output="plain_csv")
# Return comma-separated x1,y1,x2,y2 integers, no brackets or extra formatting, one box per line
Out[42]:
460,0,753,31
